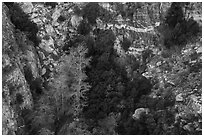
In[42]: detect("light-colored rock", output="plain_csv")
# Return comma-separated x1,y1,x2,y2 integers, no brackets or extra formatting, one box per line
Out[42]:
52,8,61,22
183,123,194,132
45,24,55,35
71,15,83,28
176,93,184,102
19,2,34,14
132,108,150,120
41,67,47,75
39,39,55,53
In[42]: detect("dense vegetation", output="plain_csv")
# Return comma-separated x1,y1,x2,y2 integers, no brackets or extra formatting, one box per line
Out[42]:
4,2,40,46
3,2,202,135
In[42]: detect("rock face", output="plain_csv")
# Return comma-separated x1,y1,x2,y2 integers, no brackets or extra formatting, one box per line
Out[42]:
2,3,42,134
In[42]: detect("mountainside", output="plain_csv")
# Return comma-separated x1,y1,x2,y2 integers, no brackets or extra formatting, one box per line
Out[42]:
2,2,202,135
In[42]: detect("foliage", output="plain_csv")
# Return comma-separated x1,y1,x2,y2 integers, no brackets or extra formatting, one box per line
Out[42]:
3,2,202,135
44,2,58,9
159,2,201,48
121,37,131,52
5,2,40,46
77,19,92,35
29,94,55,134
46,44,91,134
82,2,100,25
81,21,153,135
58,119,91,135
2,98,18,135
64,44,91,117
142,35,202,134
24,44,91,135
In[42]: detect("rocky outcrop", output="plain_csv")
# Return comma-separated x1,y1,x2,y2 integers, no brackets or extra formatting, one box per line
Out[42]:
132,108,150,120
2,3,42,134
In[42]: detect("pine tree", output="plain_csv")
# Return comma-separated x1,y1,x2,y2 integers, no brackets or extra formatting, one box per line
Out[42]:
66,44,91,118
53,43,91,119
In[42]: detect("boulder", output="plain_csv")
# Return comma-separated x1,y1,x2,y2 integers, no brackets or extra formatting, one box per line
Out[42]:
176,93,184,102
132,108,150,120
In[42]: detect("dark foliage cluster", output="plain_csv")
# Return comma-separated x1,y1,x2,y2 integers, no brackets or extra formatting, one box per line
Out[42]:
77,28,153,134
44,2,58,9
57,15,66,23
4,2,40,47
74,2,111,37
77,19,92,35
121,37,132,52
82,2,100,25
76,3,101,35
23,66,43,98
63,15,153,133
161,2,201,48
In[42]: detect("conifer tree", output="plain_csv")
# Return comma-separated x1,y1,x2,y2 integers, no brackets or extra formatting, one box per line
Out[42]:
66,44,91,118
53,43,91,119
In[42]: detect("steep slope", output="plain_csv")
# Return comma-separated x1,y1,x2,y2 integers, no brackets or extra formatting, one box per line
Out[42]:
2,3,42,134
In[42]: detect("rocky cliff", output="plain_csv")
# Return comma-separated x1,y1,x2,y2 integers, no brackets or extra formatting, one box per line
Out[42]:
2,3,42,134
